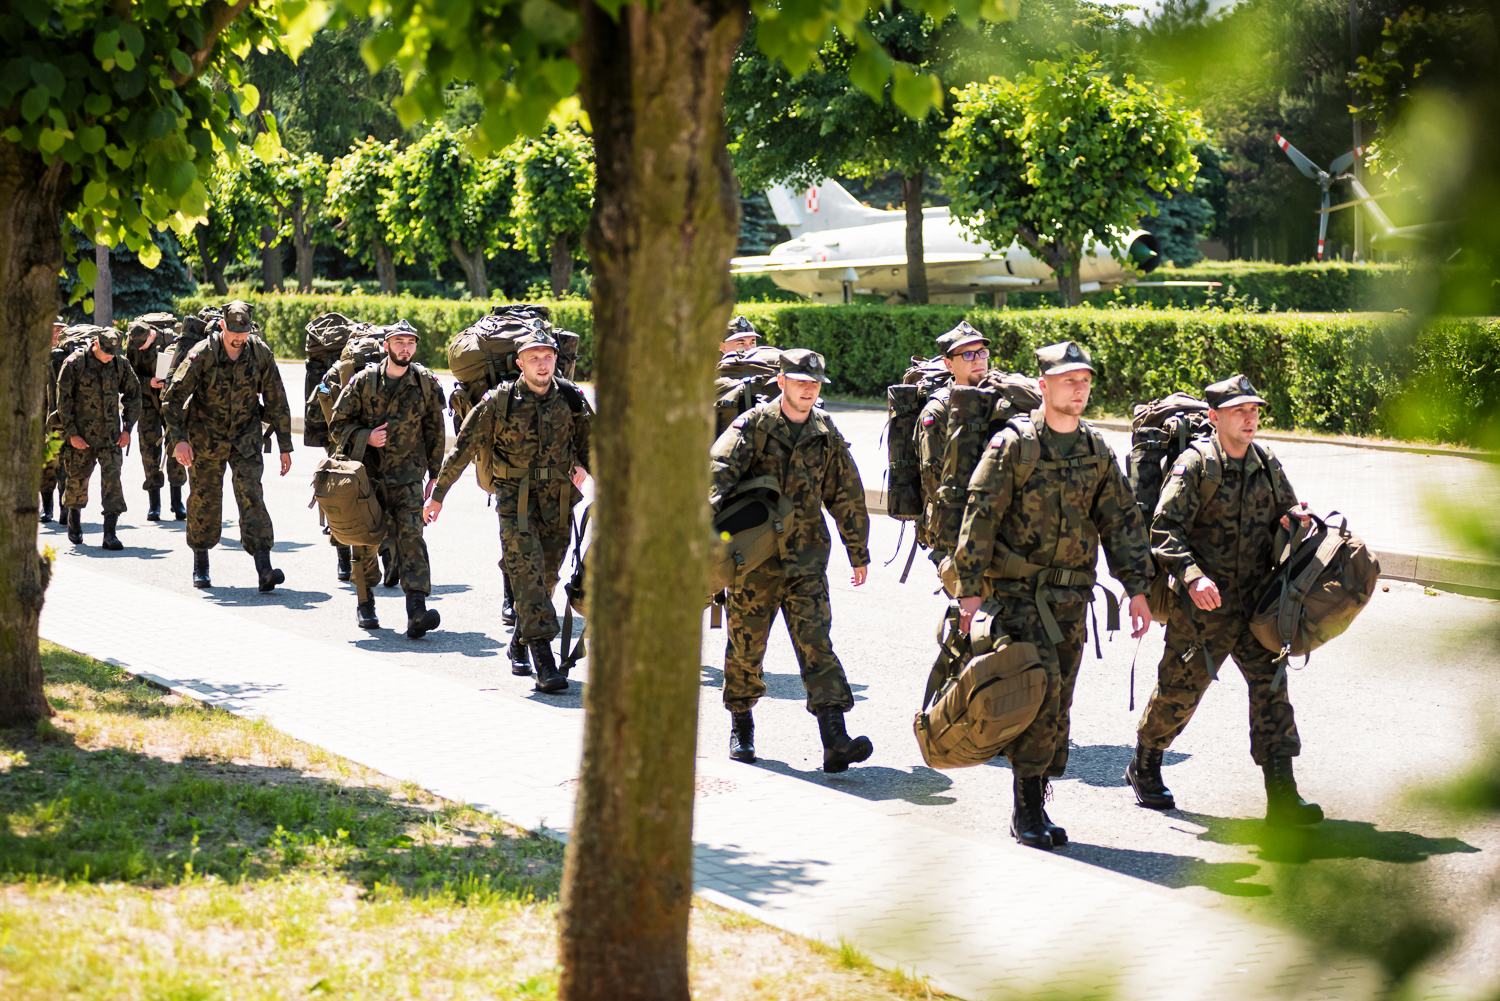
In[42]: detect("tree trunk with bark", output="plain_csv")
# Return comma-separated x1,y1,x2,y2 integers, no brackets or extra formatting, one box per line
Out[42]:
902,171,928,305
93,240,113,325
558,0,746,996
450,240,490,299
293,192,314,293
197,229,232,295
1053,246,1083,307
549,232,573,297
260,225,283,293
373,239,396,294
0,143,65,725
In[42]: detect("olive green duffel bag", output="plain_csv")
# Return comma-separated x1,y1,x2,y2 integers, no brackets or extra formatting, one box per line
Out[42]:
708,475,795,594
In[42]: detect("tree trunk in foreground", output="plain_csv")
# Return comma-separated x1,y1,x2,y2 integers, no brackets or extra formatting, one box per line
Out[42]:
373,238,397,293
558,0,745,996
0,141,65,725
550,232,574,297
450,240,490,299
93,240,113,325
902,171,928,305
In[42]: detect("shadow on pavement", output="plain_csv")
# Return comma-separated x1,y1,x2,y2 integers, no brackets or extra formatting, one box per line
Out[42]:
693,841,832,900
206,588,333,611
67,545,175,561
985,742,1190,789
752,759,958,806
1180,812,1481,865
1062,842,1272,897
697,665,868,703
351,629,504,658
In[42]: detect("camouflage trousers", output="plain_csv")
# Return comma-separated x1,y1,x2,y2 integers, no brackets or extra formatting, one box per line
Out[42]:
1136,599,1300,765
722,570,855,715
185,444,274,554
983,589,1087,779
62,442,127,515
351,482,431,600
498,484,575,642
138,391,186,491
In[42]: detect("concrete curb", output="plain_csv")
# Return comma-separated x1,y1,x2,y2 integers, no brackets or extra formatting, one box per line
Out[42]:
861,488,1500,601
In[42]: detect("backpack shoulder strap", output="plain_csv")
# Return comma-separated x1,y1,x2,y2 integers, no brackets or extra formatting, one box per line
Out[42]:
1189,438,1223,511
555,377,592,416
1004,412,1042,491
1253,442,1290,513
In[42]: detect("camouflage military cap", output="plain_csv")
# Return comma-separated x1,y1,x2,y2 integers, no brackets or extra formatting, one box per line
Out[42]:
222,300,254,332
94,328,121,355
726,315,758,339
1036,340,1095,376
1204,373,1267,410
382,318,420,342
936,320,989,356
780,347,830,383
516,328,560,354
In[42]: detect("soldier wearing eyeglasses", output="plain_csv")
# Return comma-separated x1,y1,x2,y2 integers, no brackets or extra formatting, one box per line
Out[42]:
916,321,991,564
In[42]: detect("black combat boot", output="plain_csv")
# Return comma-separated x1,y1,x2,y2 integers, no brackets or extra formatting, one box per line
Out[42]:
336,546,352,582
39,489,53,524
729,710,756,763
252,549,285,593
170,483,186,520
815,706,873,773
381,549,399,588
146,488,161,522
405,592,441,639
67,506,83,544
356,595,380,630
101,513,123,551
1039,778,1068,846
501,571,516,626
508,634,532,676
192,549,211,588
1011,773,1054,850
1125,742,1175,810
531,640,568,693
1263,756,1324,828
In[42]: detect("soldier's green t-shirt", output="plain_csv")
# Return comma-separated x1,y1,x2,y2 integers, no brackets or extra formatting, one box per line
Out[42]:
1048,426,1081,457
784,415,808,446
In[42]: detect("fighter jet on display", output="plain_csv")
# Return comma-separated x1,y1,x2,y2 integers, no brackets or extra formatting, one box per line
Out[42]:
729,179,1170,304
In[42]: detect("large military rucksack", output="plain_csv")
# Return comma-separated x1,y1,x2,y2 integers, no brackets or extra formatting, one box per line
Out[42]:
446,305,581,433
713,345,784,439
314,330,389,426
884,356,952,525
311,432,388,547
127,312,177,349
1249,510,1379,688
914,601,1047,769
1126,393,1214,521
303,313,366,447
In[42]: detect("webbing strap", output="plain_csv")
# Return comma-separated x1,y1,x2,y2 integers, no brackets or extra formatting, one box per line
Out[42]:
493,463,569,532
1034,453,1110,471
988,550,1097,588
1034,577,1064,645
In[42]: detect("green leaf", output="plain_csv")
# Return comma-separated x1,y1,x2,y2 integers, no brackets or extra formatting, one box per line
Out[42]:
235,84,260,115
21,86,49,122
891,65,941,120
77,258,99,289
170,49,193,76
77,125,106,153
360,31,402,74
31,61,65,98
847,45,894,99
83,179,109,205
84,93,111,116
93,30,121,63
165,160,197,199
38,128,67,154
118,22,144,57
137,241,162,270
115,48,136,73
521,0,579,42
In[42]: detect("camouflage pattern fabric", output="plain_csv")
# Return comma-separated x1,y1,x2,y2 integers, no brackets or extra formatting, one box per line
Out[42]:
709,401,871,575
1136,598,1301,764
953,414,1150,602
980,592,1088,778
916,387,953,554
162,333,294,459
499,497,572,641
1150,437,1298,617
1137,433,1303,763
57,348,141,449
352,482,432,597
62,444,126,515
722,570,855,715
124,328,184,489
185,444,274,553
42,356,61,488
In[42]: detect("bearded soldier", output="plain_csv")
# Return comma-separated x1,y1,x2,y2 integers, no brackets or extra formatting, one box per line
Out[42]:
125,313,188,521
164,300,293,591
329,320,446,637
1127,374,1322,827
954,340,1153,850
710,349,875,773
57,328,141,550
424,329,592,694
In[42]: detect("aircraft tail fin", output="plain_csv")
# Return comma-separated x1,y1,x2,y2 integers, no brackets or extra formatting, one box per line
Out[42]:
765,179,893,235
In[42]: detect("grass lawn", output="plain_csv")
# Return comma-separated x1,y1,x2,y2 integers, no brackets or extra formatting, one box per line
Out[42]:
0,643,941,1000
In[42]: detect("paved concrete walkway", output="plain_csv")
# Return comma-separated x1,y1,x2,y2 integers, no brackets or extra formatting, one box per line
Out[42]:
40,559,1482,1001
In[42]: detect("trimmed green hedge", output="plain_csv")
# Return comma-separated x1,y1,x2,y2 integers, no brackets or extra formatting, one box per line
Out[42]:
173,293,1500,446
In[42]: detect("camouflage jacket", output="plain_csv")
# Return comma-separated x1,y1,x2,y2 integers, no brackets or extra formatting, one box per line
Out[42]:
916,387,953,543
954,412,1151,601
126,330,173,402
329,362,446,487
431,377,592,504
1152,435,1299,617
710,400,870,575
56,348,141,447
163,333,293,457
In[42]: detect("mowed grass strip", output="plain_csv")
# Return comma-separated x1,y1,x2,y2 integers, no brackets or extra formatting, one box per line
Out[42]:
0,643,941,1000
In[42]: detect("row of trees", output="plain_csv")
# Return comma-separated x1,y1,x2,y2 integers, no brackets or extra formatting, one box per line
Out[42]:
193,120,594,298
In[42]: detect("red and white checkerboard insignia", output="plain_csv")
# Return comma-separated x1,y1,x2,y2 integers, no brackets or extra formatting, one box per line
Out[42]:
806,188,819,212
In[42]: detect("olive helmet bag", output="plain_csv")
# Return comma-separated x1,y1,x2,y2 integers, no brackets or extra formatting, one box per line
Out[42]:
713,346,785,440
310,433,388,548
914,601,1047,769
708,474,796,593
1250,510,1380,684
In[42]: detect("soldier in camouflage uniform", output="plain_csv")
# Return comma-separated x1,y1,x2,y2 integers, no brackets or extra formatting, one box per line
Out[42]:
710,349,875,773
163,300,294,592
40,316,67,524
125,313,188,522
425,329,592,693
1127,374,1323,828
916,321,990,563
57,328,141,550
329,320,446,638
954,340,1153,850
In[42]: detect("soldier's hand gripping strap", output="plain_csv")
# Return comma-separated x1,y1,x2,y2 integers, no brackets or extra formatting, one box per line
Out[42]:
919,604,972,716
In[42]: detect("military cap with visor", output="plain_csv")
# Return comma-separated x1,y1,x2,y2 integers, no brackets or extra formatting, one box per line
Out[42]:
93,329,122,355
516,328,560,354
780,347,831,383
726,315,758,339
222,300,254,331
1036,340,1095,376
937,320,989,357
1204,373,1268,410
382,318,420,343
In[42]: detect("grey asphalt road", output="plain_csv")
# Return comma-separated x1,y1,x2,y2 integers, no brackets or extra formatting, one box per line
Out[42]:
44,369,1500,988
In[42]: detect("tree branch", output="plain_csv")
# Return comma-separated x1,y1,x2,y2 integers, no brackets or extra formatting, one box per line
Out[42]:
176,0,256,86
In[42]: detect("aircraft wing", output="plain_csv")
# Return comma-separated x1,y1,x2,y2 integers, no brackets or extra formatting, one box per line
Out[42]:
730,253,1027,276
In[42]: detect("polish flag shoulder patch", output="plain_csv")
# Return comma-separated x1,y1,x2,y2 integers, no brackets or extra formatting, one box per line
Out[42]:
921,414,935,426
1171,461,1187,476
